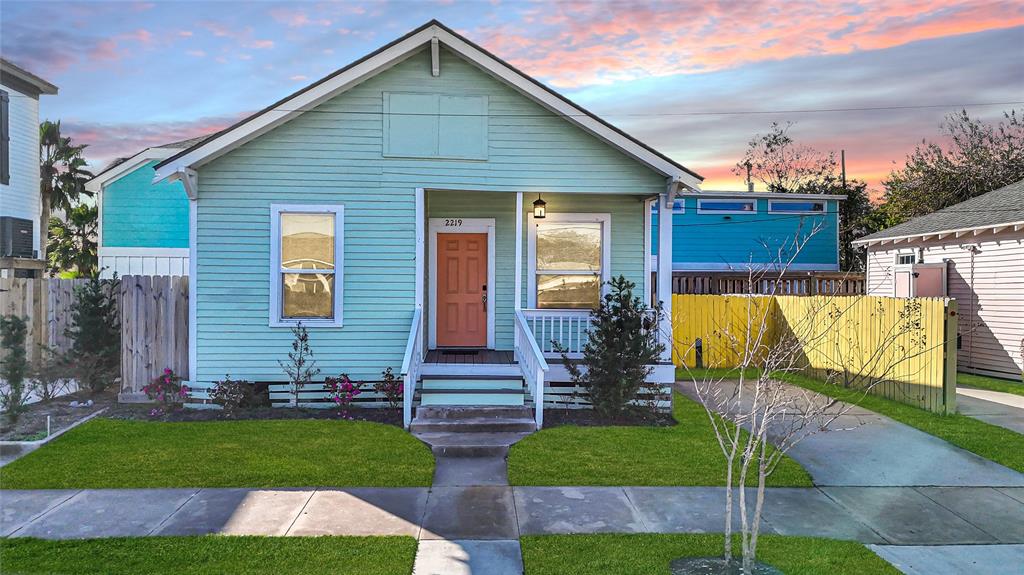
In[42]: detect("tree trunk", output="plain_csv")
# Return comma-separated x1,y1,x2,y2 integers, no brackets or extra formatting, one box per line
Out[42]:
39,192,51,266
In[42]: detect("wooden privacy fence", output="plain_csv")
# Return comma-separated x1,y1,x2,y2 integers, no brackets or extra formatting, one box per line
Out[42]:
672,294,958,414
0,275,188,398
672,272,865,296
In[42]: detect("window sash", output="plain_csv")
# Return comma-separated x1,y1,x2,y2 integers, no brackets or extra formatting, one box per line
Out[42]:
697,199,756,214
528,213,610,310
768,200,825,213
269,204,344,327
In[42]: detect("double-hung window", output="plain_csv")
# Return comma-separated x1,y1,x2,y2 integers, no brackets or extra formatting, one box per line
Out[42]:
270,204,344,327
529,213,611,310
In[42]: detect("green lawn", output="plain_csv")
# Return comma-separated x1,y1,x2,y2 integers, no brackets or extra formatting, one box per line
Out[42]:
521,534,899,575
959,372,1024,397
0,536,416,575
780,372,1024,473
507,391,812,486
0,418,435,489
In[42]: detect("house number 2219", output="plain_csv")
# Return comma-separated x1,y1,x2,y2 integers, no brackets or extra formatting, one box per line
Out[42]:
444,219,463,227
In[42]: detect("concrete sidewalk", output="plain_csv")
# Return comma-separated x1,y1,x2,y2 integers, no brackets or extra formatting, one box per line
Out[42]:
4,485,1024,546
958,387,1024,434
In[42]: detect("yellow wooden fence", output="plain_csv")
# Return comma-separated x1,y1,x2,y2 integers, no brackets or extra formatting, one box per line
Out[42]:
672,294,958,414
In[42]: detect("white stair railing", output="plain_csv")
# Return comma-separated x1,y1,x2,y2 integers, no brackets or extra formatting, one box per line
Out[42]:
400,308,423,429
515,310,549,429
521,309,591,357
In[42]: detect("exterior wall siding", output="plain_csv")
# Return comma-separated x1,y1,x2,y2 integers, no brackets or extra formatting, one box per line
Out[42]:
864,229,1024,379
193,46,664,384
652,197,839,270
101,160,190,248
0,80,42,254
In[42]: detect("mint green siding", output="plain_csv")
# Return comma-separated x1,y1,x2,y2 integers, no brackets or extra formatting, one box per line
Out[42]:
193,46,663,384
102,160,189,248
652,197,839,269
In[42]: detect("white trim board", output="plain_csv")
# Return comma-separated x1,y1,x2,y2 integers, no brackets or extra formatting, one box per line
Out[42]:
268,204,345,328
87,147,177,193
427,217,496,350
526,212,612,309
152,20,701,190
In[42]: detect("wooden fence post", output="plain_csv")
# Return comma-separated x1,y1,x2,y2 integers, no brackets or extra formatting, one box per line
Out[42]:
942,299,959,415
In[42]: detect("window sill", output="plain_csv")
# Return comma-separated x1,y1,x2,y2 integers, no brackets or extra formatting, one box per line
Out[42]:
270,319,344,328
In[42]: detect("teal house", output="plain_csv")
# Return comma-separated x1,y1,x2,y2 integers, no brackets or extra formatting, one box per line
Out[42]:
651,191,843,275
152,21,701,427
87,138,205,277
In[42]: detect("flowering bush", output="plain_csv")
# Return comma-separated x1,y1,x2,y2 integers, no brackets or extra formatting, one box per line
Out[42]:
143,368,188,405
374,367,403,410
325,374,362,418
211,375,252,418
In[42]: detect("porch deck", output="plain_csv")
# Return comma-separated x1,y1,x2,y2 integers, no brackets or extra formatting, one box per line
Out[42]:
424,349,516,365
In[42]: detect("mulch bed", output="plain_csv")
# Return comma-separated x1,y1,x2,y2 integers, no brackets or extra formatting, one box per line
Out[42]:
542,407,676,428
104,404,405,427
0,389,118,441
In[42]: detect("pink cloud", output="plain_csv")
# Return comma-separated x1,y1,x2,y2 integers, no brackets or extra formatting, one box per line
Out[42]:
475,1,1024,87
269,8,331,28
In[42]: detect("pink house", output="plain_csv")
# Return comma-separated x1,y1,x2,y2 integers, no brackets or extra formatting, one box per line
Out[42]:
854,180,1024,380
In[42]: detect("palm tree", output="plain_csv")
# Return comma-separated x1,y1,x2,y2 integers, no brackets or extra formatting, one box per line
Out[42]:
46,204,98,277
40,120,93,261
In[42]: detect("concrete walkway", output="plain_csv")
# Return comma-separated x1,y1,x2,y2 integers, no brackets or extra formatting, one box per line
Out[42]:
675,381,1024,487
4,485,1024,546
958,387,1024,434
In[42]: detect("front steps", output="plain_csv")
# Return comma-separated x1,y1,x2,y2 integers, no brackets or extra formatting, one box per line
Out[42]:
417,376,527,407
411,406,537,457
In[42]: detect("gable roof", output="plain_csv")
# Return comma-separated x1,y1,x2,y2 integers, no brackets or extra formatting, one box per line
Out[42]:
87,135,214,192
0,58,58,96
854,179,1024,246
154,20,702,190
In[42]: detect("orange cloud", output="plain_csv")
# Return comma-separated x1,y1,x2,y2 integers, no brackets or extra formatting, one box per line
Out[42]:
476,1,1024,87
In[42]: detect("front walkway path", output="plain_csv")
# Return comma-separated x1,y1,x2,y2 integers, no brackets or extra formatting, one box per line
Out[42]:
957,387,1024,434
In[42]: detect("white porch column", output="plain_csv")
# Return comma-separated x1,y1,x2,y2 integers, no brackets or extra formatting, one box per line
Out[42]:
515,192,523,310
657,189,674,363
415,188,425,310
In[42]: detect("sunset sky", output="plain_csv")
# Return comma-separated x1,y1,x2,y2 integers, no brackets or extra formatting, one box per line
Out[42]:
4,0,1023,195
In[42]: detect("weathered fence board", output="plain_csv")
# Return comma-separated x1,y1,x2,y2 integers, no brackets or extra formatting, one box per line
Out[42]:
1,277,86,363
120,275,189,397
673,294,957,414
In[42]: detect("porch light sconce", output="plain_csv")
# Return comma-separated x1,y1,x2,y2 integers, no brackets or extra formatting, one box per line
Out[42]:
533,194,547,219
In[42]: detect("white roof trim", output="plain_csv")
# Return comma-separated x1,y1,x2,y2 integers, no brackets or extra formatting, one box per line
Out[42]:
153,22,701,189
854,220,1024,247
680,190,846,200
86,147,177,193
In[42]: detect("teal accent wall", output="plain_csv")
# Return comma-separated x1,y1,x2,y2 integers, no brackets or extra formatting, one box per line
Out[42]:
652,197,839,269
101,160,189,248
193,46,664,384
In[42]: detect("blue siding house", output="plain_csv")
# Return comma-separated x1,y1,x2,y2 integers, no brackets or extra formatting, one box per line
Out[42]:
651,191,843,273
87,138,205,277
149,21,701,427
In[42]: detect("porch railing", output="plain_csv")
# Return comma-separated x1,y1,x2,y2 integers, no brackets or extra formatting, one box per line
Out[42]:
514,310,549,429
400,308,423,429
522,308,670,360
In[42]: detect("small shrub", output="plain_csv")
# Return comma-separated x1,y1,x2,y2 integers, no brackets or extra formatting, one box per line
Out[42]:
142,368,187,405
30,346,71,401
325,374,362,418
374,367,403,409
0,315,31,423
557,275,665,418
66,276,120,394
278,323,319,407
210,375,254,417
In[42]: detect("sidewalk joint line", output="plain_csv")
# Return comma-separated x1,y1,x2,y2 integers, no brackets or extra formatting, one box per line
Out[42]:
284,488,316,536
148,488,201,535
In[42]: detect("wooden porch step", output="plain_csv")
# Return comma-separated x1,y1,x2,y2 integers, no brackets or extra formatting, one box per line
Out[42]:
420,378,524,391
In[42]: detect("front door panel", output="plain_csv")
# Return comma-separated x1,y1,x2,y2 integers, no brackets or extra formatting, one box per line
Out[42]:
436,233,488,347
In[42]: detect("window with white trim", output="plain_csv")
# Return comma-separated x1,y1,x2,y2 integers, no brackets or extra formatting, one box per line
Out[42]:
529,214,611,310
768,200,825,213
270,205,344,326
896,253,915,265
697,199,756,214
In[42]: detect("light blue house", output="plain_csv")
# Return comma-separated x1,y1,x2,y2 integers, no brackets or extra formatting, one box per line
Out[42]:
651,191,843,278
151,21,702,427
87,138,205,277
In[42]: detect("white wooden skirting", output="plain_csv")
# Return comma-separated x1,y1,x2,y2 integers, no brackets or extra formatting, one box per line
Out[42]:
99,248,189,278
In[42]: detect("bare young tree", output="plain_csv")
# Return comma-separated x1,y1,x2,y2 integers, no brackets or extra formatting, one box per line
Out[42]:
675,224,939,574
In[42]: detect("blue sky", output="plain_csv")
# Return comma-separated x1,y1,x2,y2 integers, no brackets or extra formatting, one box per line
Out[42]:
3,0,1023,193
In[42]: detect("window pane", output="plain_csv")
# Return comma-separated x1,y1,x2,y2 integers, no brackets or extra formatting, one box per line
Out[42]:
281,213,334,270
771,201,824,212
536,222,602,271
537,274,600,309
282,273,334,318
700,200,754,212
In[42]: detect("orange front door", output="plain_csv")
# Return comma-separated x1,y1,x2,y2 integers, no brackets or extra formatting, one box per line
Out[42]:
436,233,488,347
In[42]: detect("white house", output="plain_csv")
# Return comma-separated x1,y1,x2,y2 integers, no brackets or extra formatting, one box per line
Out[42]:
1,58,58,278
854,180,1024,380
